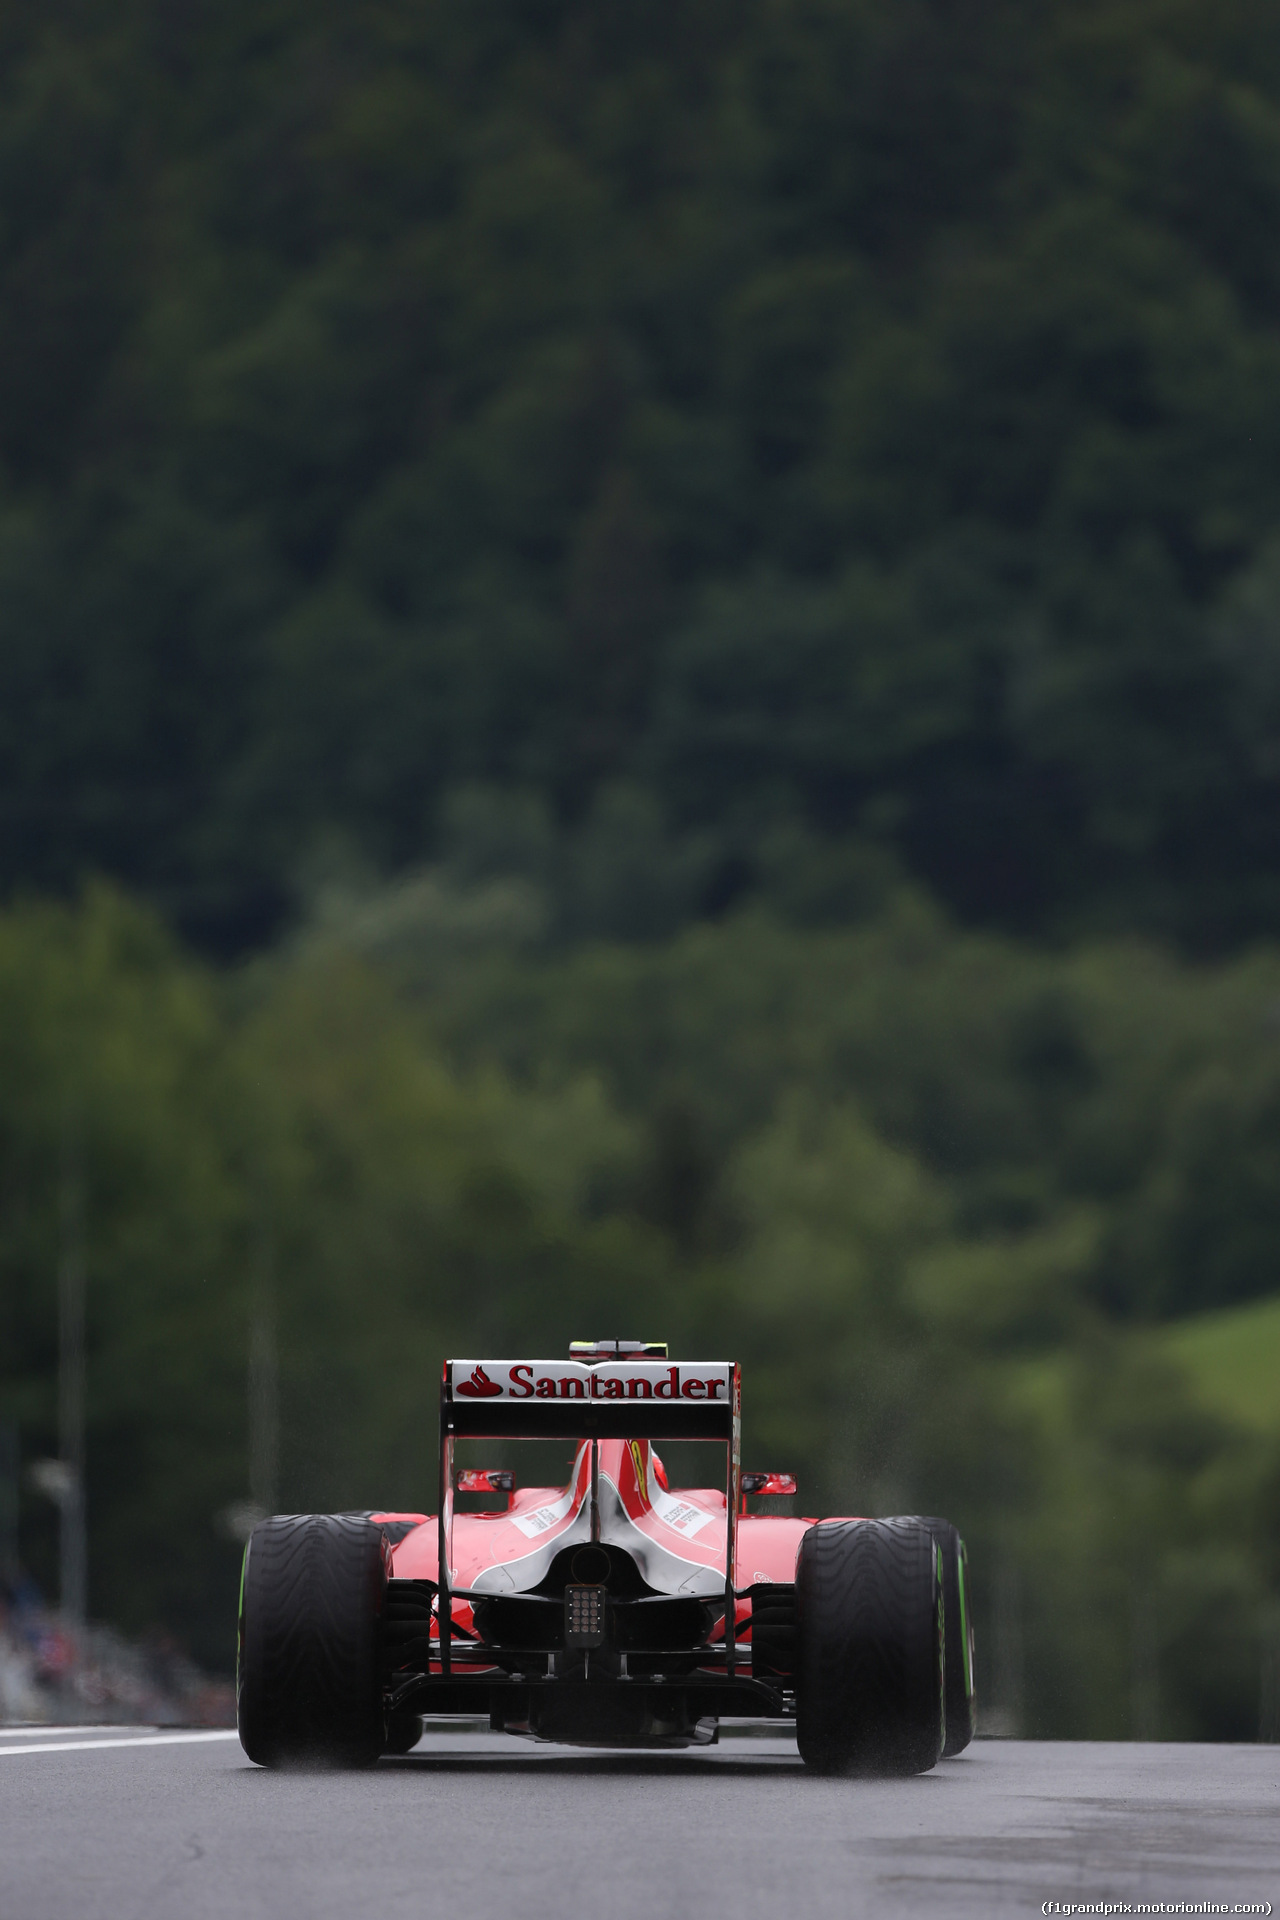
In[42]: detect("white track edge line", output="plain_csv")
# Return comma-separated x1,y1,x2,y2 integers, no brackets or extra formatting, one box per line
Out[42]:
0,1725,128,1738
0,1730,240,1757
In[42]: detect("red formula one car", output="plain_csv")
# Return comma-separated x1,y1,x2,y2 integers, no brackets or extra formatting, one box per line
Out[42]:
237,1343,976,1773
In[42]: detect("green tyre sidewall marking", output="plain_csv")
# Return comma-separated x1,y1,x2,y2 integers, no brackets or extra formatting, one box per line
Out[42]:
236,1537,250,1707
936,1539,946,1755
957,1540,974,1703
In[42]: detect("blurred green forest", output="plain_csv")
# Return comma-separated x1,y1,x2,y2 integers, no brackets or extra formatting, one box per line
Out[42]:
7,0,1280,948
6,884,1280,1742
5,0,1280,1740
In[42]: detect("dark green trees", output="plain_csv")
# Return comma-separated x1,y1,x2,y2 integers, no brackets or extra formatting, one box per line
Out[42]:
2,0,1280,948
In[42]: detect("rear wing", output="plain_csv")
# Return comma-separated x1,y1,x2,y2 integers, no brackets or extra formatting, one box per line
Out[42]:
444,1358,737,1439
437,1357,742,1675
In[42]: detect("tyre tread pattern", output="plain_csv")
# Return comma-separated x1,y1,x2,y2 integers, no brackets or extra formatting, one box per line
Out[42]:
238,1513,388,1768
796,1518,944,1775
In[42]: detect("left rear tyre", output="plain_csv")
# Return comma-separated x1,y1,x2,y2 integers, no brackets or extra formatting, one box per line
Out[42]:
237,1513,389,1768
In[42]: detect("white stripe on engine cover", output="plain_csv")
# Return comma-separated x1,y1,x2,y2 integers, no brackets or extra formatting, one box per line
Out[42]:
463,1444,725,1598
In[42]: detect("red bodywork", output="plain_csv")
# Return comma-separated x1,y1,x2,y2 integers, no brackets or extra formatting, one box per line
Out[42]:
375,1439,815,1667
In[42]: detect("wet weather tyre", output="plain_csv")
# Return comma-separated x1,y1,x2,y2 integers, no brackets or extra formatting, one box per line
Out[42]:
912,1517,976,1756
884,1515,976,1755
237,1514,389,1768
795,1519,945,1776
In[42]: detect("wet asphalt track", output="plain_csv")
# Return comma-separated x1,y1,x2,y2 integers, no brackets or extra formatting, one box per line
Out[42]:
0,1724,1275,1919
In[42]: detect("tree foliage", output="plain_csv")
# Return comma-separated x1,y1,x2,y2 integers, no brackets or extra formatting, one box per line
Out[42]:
2,885,1278,1740
6,0,1280,1739
4,0,1280,947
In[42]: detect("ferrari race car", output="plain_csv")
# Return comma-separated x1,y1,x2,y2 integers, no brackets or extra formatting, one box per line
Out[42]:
237,1343,976,1774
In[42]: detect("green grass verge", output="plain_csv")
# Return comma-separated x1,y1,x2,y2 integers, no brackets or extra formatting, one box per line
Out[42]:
1007,1293,1280,1440
1159,1293,1280,1435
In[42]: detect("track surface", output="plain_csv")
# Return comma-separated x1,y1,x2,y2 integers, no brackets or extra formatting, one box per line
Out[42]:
0,1725,1275,1918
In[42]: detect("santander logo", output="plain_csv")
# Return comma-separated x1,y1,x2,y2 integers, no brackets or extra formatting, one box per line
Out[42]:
450,1359,732,1402
455,1364,503,1398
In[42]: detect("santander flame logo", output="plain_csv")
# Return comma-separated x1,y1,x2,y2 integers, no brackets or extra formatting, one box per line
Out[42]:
455,1364,502,1398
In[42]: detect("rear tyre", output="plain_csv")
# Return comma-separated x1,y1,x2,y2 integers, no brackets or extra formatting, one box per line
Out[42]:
796,1519,945,1775
883,1515,976,1756
919,1518,976,1756
237,1514,389,1768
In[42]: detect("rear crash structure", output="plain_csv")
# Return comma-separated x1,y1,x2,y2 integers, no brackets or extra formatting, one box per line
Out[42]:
236,1345,977,1773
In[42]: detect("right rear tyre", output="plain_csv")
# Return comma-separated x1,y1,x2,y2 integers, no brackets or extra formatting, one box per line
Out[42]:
914,1517,976,1756
881,1514,977,1756
796,1519,945,1775
237,1513,389,1768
